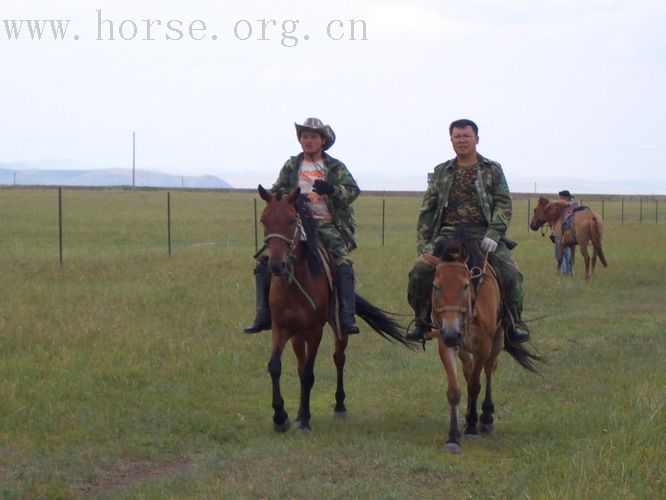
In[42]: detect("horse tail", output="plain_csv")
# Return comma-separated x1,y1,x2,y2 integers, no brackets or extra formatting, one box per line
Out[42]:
355,294,415,349
504,341,547,373
590,215,608,267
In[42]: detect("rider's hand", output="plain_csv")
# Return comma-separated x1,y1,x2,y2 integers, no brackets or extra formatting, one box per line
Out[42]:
480,237,498,253
312,179,335,195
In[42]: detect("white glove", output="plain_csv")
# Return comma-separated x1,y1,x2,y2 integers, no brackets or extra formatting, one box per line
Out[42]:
480,237,498,253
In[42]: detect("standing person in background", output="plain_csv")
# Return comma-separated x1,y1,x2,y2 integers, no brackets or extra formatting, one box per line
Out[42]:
553,190,577,275
244,117,361,335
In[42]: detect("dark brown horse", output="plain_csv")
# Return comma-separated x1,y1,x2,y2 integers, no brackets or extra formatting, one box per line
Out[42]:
529,196,607,279
257,185,412,434
424,236,544,453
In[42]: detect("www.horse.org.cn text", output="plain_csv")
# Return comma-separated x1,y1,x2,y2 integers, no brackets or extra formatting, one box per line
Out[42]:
1,10,369,48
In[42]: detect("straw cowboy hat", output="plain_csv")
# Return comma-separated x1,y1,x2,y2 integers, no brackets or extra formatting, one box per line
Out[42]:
294,117,336,150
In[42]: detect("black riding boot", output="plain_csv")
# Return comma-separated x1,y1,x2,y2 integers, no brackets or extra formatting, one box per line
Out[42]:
406,322,431,342
337,264,360,334
243,257,271,334
503,305,530,344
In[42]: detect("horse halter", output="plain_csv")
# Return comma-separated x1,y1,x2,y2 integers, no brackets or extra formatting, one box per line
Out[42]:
263,216,317,310
432,261,473,317
432,258,488,336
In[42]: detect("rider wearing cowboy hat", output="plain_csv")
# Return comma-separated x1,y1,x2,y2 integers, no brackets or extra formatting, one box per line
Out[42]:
244,117,361,334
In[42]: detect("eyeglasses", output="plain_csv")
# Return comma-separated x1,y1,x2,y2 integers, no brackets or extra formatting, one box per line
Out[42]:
451,134,475,141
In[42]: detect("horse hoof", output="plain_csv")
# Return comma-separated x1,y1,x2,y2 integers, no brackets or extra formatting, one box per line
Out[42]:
273,418,291,433
480,423,494,434
444,442,461,454
334,410,348,420
295,422,312,435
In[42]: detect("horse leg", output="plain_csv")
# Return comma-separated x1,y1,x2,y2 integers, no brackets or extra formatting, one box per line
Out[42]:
464,355,484,439
439,342,462,453
268,333,291,433
481,331,502,434
480,357,498,433
580,241,591,280
333,334,349,418
295,330,322,434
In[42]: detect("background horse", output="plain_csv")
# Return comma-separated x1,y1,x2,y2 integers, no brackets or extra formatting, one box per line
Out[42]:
257,185,413,434
424,236,544,454
530,196,608,279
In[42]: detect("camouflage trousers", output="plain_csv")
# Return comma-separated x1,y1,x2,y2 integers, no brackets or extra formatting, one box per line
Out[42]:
407,236,524,324
315,220,353,267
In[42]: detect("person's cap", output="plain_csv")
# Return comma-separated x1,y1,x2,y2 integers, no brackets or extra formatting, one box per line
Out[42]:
558,190,574,199
295,117,336,150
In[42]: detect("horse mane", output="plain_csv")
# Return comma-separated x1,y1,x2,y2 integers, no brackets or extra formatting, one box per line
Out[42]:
295,194,323,276
433,227,486,289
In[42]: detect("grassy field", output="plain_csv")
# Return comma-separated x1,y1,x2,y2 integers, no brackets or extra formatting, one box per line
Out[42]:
0,188,665,498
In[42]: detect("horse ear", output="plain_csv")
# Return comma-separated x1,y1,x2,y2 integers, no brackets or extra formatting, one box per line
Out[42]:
258,184,271,201
287,187,301,203
422,254,441,267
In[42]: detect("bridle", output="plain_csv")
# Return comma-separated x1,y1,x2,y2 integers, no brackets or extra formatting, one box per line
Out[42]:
432,257,488,335
261,216,317,310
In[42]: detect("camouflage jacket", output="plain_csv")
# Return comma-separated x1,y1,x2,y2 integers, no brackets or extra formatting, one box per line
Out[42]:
272,152,360,250
417,154,512,254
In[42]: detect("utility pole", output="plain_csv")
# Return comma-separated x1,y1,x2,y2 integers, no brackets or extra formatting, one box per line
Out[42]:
132,131,136,188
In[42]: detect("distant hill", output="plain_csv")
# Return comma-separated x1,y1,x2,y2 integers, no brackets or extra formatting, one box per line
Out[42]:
0,160,233,189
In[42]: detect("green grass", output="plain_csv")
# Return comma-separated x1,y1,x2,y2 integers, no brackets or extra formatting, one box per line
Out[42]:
0,188,665,498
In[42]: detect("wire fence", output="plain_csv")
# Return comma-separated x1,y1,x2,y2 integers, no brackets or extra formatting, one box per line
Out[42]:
1,187,664,264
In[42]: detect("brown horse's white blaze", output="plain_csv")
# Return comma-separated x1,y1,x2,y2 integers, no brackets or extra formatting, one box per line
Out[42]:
530,196,607,279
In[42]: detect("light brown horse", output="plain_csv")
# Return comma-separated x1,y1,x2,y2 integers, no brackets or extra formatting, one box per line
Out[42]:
257,185,412,434
529,196,607,279
424,236,543,454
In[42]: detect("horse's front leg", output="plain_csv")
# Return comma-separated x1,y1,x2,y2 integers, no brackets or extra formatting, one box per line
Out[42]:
294,329,322,434
463,355,483,438
439,341,462,453
268,330,291,433
333,334,349,418
480,330,502,433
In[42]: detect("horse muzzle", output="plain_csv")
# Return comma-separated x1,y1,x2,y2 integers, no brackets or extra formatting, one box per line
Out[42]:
269,261,289,276
439,321,462,348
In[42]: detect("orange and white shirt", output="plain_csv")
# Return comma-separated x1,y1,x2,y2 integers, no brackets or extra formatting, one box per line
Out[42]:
298,160,332,221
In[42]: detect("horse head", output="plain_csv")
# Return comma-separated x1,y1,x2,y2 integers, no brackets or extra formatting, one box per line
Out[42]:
258,184,301,276
426,246,475,349
529,196,551,231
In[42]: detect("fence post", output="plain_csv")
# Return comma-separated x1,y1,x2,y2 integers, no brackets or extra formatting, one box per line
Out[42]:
621,198,624,224
657,199,659,224
58,187,63,266
167,192,172,256
527,198,531,232
640,197,643,224
602,199,605,220
381,199,386,246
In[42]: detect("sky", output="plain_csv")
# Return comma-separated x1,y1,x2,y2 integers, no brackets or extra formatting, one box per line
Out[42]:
1,0,665,194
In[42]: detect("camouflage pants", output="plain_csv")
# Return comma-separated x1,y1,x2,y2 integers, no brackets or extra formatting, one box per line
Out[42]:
315,220,353,267
407,236,524,324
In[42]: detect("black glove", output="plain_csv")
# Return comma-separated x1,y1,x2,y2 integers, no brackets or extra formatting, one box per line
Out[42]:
549,234,556,243
312,179,335,195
